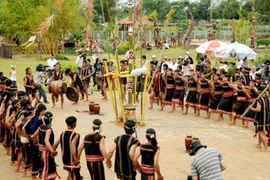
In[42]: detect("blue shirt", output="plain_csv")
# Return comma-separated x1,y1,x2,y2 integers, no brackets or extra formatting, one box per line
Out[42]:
29,117,43,135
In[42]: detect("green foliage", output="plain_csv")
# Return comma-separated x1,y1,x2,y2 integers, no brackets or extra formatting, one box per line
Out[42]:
235,14,251,43
61,63,77,72
12,45,26,52
117,42,129,55
54,55,69,60
43,55,69,61
93,0,115,24
0,0,53,43
164,9,176,28
142,0,171,21
146,10,158,23
257,38,270,47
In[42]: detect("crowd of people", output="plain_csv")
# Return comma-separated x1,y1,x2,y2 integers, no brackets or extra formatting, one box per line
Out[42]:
0,49,270,179
0,82,163,180
146,52,270,151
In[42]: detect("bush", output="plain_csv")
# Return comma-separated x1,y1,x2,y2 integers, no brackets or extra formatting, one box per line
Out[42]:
61,63,77,72
43,55,69,61
117,42,129,54
257,38,270,47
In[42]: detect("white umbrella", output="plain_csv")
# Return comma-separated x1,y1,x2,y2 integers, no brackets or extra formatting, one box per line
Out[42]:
196,40,227,55
213,42,257,59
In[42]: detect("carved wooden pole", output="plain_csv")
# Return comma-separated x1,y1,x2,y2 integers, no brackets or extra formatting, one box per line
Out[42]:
212,19,216,40
184,12,194,50
250,16,256,49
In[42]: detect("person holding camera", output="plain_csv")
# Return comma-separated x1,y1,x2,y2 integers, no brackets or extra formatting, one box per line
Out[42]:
188,141,226,180
35,64,49,104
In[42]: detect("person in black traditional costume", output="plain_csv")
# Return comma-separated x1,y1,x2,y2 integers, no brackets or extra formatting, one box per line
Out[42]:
230,68,240,83
249,92,270,151
195,72,212,117
16,105,34,177
162,68,175,112
148,67,161,109
48,63,66,109
78,119,108,180
183,69,198,115
65,68,85,105
12,99,30,173
158,64,168,110
231,78,251,126
33,111,58,180
80,60,91,102
172,69,187,113
133,128,164,180
107,120,140,180
54,116,81,180
120,60,128,101
206,74,223,119
24,103,47,179
24,67,40,107
217,74,236,123
2,92,17,158
243,80,259,128
243,67,251,86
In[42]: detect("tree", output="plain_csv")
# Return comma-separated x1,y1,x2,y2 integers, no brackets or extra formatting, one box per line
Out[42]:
212,0,241,19
190,0,211,20
0,0,54,44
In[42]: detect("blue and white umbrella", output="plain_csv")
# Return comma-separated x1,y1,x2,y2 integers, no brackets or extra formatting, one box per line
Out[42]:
213,42,257,59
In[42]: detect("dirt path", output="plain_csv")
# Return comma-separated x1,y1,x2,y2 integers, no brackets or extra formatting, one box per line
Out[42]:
0,91,269,180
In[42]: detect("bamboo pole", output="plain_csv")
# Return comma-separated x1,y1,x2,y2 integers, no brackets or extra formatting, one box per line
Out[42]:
104,60,118,119
115,52,126,122
133,60,139,104
141,72,149,125
241,84,270,118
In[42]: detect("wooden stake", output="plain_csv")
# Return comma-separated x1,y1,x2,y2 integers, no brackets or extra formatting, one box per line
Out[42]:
241,84,270,118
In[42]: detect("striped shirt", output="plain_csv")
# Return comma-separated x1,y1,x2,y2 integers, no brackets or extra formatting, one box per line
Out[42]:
191,148,223,180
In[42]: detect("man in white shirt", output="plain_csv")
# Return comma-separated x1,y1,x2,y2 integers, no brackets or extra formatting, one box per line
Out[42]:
160,56,168,73
236,58,243,68
170,58,178,71
250,65,257,80
75,53,85,74
47,53,58,78
164,41,170,49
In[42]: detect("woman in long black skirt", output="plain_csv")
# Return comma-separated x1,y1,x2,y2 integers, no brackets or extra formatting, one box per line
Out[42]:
206,74,223,119
231,78,250,126
196,72,211,117
217,74,236,123
183,69,198,115
243,80,259,128
172,70,187,113
162,68,175,112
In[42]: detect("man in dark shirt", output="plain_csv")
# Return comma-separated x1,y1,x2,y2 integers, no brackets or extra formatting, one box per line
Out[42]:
107,120,140,180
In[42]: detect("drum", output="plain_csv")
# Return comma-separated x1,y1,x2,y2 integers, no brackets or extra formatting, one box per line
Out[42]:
95,77,103,87
66,87,79,102
49,81,67,95
34,83,42,91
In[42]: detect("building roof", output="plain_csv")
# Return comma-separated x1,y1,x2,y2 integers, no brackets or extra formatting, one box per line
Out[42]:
117,16,151,25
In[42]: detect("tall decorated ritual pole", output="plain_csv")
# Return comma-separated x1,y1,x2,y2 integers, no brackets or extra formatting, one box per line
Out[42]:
124,0,137,121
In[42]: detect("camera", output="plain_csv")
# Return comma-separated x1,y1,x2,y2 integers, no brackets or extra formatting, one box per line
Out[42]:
36,64,49,72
